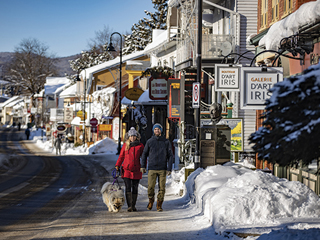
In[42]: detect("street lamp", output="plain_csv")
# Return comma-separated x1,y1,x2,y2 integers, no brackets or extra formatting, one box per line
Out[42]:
107,32,122,155
194,0,202,169
76,70,86,146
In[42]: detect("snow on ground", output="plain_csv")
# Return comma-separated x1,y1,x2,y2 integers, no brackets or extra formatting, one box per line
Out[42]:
13,128,320,239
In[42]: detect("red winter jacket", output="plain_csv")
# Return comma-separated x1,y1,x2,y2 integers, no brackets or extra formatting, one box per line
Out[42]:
116,142,144,179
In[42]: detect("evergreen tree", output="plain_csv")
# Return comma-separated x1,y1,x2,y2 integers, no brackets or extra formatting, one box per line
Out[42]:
249,63,320,167
68,45,112,77
123,0,168,55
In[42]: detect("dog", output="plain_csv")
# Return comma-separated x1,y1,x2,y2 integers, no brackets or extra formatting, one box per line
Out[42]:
101,182,125,212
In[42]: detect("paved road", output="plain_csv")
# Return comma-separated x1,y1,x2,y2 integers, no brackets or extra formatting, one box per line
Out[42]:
0,128,216,240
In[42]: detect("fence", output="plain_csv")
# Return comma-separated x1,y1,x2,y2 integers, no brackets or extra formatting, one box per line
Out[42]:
274,165,320,195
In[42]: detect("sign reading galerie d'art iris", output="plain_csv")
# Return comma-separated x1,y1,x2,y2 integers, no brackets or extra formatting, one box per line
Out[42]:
240,67,283,109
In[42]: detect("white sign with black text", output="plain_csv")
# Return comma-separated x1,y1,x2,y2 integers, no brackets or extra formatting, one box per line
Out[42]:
241,67,283,109
215,64,241,91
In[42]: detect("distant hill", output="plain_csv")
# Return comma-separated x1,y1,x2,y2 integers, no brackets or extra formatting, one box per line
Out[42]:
0,52,80,77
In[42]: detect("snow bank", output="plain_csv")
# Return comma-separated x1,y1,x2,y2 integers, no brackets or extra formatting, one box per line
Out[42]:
183,164,320,232
88,137,117,155
258,227,320,240
30,127,45,140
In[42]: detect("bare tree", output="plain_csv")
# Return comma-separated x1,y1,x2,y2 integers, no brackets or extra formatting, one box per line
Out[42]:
4,38,57,102
87,24,125,56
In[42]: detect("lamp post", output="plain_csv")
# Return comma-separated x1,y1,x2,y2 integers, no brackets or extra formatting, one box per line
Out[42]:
194,0,202,169
107,32,122,155
76,69,86,146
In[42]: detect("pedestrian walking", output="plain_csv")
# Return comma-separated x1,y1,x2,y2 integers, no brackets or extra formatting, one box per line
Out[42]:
141,123,173,212
18,122,21,131
115,127,144,212
55,135,62,155
25,128,30,140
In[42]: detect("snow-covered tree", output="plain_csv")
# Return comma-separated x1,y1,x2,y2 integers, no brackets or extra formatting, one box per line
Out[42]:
249,63,320,167
123,0,168,55
68,45,112,78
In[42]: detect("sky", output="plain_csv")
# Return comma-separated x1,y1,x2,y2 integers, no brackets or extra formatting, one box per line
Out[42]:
0,0,155,57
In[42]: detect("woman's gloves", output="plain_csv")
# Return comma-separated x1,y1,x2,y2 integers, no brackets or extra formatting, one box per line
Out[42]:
140,168,147,173
115,166,119,171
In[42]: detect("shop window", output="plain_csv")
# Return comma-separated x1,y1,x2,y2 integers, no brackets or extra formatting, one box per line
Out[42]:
283,0,292,16
272,0,279,22
96,85,106,91
260,0,268,29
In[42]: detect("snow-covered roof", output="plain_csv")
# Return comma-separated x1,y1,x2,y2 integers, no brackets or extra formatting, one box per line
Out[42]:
259,1,320,50
1,96,20,108
12,100,24,110
44,77,71,95
71,116,81,125
144,29,177,54
6,98,24,108
34,89,45,98
0,80,10,85
80,50,147,81
121,89,167,106
60,84,77,98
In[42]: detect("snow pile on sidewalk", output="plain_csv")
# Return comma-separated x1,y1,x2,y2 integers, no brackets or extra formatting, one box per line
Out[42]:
181,163,320,234
88,138,117,155
258,227,320,240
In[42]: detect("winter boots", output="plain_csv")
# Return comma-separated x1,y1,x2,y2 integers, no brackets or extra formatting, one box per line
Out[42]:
126,192,133,212
157,200,163,212
132,193,138,211
147,198,163,211
126,193,138,212
147,197,154,210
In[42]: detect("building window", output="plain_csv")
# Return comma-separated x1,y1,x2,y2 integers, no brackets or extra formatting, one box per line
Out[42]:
96,85,106,91
272,0,279,21
283,0,292,15
260,0,268,29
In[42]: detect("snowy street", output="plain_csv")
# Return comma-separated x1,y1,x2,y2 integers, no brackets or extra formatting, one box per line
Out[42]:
1,127,320,239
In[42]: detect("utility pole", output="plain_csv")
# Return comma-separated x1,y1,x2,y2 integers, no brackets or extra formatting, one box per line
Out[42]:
194,0,202,170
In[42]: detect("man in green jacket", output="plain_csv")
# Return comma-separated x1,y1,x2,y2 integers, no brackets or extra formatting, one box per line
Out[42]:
141,123,173,212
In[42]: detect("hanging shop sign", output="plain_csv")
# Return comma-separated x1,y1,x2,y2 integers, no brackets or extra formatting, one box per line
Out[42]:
149,77,168,100
168,79,180,118
215,64,241,91
64,107,73,123
76,110,87,121
240,67,283,110
99,124,112,131
57,125,67,132
112,117,120,141
125,87,144,101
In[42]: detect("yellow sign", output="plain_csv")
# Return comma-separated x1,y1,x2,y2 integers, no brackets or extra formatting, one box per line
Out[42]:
125,87,144,101
77,111,87,121
172,83,180,89
99,124,112,131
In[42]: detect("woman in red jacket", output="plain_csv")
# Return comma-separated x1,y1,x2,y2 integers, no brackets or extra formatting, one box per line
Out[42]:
115,127,144,212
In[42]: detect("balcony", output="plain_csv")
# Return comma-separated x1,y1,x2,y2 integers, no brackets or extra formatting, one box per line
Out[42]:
176,34,235,70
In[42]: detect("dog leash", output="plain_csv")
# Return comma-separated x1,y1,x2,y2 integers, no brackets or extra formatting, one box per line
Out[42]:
112,168,121,189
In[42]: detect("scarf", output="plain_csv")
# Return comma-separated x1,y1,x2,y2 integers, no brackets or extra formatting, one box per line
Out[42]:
130,140,140,147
